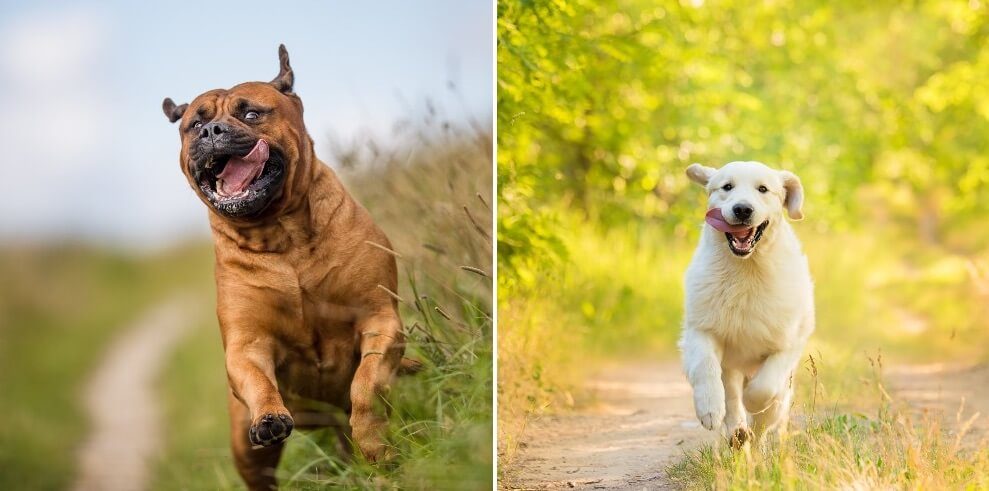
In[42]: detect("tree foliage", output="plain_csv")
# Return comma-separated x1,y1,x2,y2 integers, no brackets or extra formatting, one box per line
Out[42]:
498,0,989,285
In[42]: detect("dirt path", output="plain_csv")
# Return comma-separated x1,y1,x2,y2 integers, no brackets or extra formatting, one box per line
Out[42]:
503,359,989,490
503,362,716,490
886,362,989,445
72,296,198,491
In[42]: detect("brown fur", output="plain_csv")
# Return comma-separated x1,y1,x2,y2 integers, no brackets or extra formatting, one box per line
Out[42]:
164,45,405,490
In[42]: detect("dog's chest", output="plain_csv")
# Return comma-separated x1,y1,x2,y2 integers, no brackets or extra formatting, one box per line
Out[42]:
687,268,798,359
278,327,356,408
270,262,362,406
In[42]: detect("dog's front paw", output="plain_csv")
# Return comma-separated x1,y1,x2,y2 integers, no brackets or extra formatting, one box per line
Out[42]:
729,426,754,449
249,413,294,447
351,413,390,463
693,384,726,431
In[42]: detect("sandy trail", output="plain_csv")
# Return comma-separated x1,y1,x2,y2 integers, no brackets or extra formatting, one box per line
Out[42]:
504,359,989,490
886,362,989,444
503,362,716,490
72,296,197,491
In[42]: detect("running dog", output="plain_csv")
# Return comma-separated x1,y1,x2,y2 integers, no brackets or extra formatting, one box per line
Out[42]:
679,161,814,446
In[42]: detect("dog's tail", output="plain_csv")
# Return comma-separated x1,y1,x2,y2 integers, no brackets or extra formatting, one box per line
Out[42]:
398,357,425,376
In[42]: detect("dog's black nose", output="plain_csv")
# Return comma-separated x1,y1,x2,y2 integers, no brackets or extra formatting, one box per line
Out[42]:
199,121,230,140
732,203,753,221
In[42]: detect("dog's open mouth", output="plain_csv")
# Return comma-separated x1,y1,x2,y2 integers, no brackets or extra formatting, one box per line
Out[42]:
724,221,768,257
705,208,769,257
197,139,285,217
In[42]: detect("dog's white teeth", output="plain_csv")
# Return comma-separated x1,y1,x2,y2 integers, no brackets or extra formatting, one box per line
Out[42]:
730,235,754,251
215,182,249,200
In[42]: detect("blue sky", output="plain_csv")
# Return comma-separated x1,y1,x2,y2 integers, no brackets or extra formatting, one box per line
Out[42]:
0,1,492,248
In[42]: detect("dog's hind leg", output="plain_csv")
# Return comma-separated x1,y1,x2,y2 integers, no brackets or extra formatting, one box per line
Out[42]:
350,310,405,462
722,368,751,448
744,346,801,415
752,382,793,441
746,352,798,442
228,391,285,491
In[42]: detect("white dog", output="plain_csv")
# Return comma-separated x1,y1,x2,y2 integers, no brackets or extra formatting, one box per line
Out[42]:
679,161,814,446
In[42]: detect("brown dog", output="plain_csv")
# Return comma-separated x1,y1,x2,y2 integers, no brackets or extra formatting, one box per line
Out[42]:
162,45,408,490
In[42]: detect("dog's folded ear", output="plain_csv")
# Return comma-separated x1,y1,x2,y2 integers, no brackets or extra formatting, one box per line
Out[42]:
270,44,295,94
162,98,188,123
779,170,804,220
685,163,716,186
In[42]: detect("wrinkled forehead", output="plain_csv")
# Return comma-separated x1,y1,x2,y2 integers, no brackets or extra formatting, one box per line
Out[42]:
187,83,286,117
711,162,779,187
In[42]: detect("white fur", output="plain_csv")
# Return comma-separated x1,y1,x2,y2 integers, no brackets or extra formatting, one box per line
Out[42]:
679,161,815,442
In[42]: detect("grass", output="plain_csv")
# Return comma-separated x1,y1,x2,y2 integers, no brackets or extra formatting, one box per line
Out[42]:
498,221,694,462
153,280,493,490
497,213,989,482
667,409,989,489
152,118,493,489
667,357,989,489
152,302,238,489
0,243,212,490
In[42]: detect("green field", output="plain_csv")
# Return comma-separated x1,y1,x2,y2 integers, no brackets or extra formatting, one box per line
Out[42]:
0,243,213,490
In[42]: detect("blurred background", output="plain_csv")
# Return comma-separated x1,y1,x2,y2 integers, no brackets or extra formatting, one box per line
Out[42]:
498,0,989,487
0,1,493,489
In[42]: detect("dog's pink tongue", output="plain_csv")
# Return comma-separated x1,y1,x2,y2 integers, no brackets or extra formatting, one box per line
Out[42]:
217,139,269,196
705,208,751,233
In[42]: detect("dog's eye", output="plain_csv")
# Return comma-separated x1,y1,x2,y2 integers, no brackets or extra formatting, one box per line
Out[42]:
245,111,259,121
722,183,733,191
193,121,203,129
758,185,768,193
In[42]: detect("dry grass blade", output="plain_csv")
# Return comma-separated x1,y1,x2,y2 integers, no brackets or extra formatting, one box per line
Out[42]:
434,305,453,321
476,193,490,211
423,243,446,255
376,284,406,304
463,205,491,240
365,240,403,258
460,266,490,278
413,296,426,314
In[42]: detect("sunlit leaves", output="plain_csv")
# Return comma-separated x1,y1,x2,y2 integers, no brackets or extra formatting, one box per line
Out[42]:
498,0,989,287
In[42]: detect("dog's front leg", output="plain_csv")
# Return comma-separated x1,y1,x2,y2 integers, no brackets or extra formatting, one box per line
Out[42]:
722,368,751,447
227,391,284,491
680,329,725,431
225,337,294,447
350,310,405,462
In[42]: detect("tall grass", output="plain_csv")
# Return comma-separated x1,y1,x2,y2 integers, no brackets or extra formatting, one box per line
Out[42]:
153,114,493,489
667,355,989,489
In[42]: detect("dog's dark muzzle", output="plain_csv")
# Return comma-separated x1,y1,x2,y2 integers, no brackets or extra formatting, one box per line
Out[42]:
188,123,258,180
186,132,287,218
